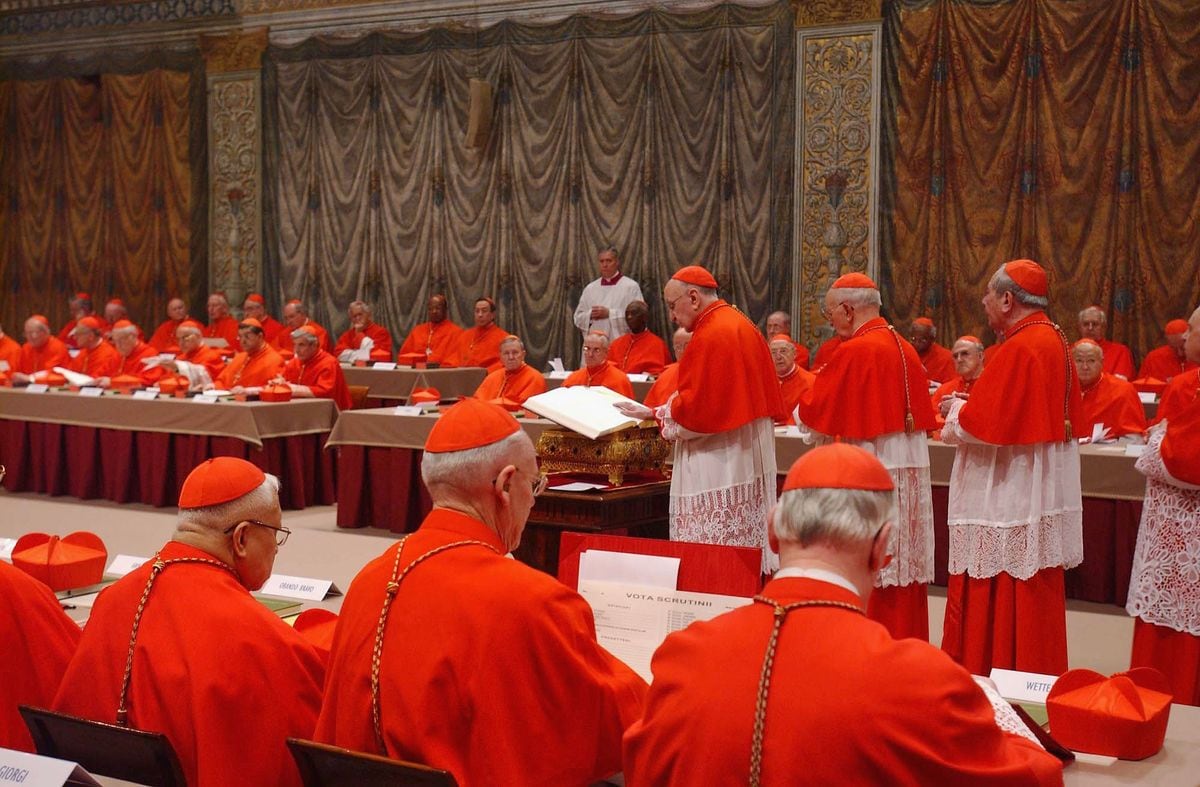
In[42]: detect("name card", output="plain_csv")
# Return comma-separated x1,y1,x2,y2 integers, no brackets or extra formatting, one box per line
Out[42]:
393,405,425,416
193,394,218,404
372,361,397,370
547,370,571,379
0,537,16,562
988,668,1059,704
1138,391,1157,404
79,387,104,397
627,373,650,382
0,748,101,787
1124,443,1146,457
260,573,341,602
25,383,49,393
133,390,160,400
106,554,151,577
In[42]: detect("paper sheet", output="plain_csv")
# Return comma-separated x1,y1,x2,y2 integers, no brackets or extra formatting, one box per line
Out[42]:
548,481,608,492
579,550,680,589
578,579,751,682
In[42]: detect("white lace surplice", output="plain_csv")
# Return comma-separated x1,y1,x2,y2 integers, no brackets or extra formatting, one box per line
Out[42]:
809,430,935,589
941,398,1083,579
659,408,778,574
1126,424,1200,635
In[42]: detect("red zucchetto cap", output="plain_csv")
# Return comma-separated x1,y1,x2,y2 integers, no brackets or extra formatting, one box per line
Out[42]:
913,317,934,328
293,608,338,659
74,292,91,301
239,317,263,329
957,335,983,346
245,293,265,305
1165,319,1189,336
108,298,124,306
30,314,51,327
1047,668,1172,760
831,272,877,290
286,298,303,306
75,316,103,332
1073,339,1102,351
409,387,441,404
1003,259,1048,297
672,265,718,289
112,320,135,331
178,457,266,509
12,532,108,591
769,334,793,344
179,320,204,331
425,397,520,454
783,443,894,492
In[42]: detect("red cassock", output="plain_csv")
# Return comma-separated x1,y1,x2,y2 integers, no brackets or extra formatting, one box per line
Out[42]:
473,363,547,404
792,340,811,370
283,348,353,410
450,324,508,371
798,317,938,440
67,341,121,379
314,509,648,786
930,375,977,418
178,344,226,383
274,320,331,353
622,577,1063,786
1128,399,1200,705
563,360,635,398
259,315,285,344
334,322,394,360
0,334,20,373
18,336,71,375
1138,345,1197,382
1096,338,1136,379
148,319,184,353
214,345,285,389
944,312,1084,676
672,301,784,433
52,541,325,787
1155,369,1200,425
118,341,167,386
608,331,671,375
811,335,842,370
776,366,815,425
920,341,957,383
1079,373,1147,439
397,321,462,365
204,316,241,352
643,363,679,408
0,562,81,752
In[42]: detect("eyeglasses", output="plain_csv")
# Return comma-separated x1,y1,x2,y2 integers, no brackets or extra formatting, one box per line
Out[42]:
494,468,549,497
223,518,291,546
821,302,851,321
665,295,683,312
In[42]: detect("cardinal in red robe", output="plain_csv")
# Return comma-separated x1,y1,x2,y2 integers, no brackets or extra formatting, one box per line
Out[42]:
333,301,394,361
564,331,635,397
280,325,354,409
1073,339,1147,440
474,335,547,405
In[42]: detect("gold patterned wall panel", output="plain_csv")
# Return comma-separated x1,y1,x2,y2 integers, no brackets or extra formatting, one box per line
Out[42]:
792,23,879,350
207,70,263,304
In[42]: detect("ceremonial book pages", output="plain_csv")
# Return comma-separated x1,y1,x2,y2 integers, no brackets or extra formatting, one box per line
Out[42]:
578,579,751,682
523,385,642,439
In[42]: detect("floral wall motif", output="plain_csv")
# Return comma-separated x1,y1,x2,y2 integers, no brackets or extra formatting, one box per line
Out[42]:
207,72,262,305
793,24,879,350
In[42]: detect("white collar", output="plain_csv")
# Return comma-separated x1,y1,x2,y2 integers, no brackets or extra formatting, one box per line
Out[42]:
773,566,860,597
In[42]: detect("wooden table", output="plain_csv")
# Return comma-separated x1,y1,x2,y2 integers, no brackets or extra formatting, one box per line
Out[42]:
0,387,338,509
520,480,670,575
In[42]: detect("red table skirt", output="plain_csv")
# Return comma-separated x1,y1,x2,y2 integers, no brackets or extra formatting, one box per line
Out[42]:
932,486,1142,606
0,419,335,510
336,445,432,531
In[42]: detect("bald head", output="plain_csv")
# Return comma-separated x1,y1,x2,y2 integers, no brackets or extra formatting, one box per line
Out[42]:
282,301,308,329
672,327,692,360
950,337,984,380
625,300,649,334
167,298,188,321
766,311,791,337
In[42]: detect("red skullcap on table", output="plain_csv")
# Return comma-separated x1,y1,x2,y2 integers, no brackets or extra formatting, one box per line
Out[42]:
1046,668,1172,760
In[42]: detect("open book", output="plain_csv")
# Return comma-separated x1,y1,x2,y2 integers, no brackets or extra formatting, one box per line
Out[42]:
523,385,645,440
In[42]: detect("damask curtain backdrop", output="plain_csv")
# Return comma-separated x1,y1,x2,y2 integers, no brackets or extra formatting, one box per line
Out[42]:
0,53,207,337
881,0,1200,359
263,2,795,363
